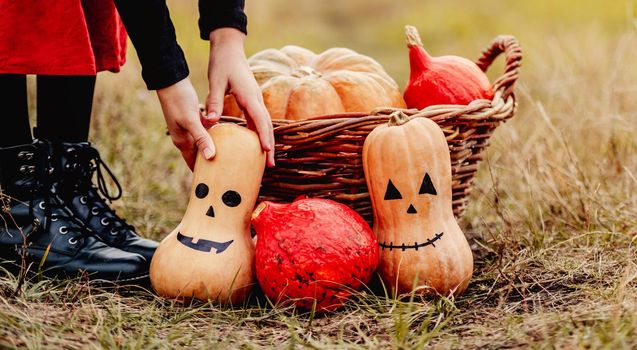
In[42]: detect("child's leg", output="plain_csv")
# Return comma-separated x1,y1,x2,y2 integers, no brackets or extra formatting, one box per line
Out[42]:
0,74,32,147
35,75,96,142
35,75,159,260
0,75,149,284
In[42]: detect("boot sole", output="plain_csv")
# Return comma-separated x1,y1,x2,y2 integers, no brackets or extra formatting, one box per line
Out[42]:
0,259,150,287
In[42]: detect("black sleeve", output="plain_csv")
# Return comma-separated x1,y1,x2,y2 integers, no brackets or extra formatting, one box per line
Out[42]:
198,0,247,40
114,0,189,90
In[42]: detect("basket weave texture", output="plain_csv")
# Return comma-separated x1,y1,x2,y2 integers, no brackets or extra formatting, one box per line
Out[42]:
222,35,522,224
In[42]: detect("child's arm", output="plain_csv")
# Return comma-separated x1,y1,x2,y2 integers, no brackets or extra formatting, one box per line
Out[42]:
114,0,213,170
198,1,275,167
198,0,247,40
205,28,275,167
114,0,274,169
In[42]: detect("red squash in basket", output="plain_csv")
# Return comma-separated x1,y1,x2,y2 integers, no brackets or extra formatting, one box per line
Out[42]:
251,197,378,312
403,25,494,109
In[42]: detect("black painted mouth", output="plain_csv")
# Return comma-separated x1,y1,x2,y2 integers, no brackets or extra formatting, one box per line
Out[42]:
177,232,233,254
378,232,444,251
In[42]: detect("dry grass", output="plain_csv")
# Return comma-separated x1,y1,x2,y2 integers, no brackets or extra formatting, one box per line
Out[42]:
2,0,637,348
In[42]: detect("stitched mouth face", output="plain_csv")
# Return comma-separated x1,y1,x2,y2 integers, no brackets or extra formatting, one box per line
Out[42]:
378,232,444,251
177,232,233,254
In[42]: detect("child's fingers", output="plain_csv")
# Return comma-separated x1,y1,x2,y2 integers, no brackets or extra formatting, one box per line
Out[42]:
170,132,197,171
242,115,274,167
180,148,196,172
206,79,226,121
200,109,218,129
243,99,275,167
187,119,216,162
243,98,274,151
266,149,275,168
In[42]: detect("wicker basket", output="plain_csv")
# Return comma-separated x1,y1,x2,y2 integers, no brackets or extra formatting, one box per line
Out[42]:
222,35,522,224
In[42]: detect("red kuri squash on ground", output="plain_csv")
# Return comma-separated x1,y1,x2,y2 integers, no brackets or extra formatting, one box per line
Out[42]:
251,197,379,312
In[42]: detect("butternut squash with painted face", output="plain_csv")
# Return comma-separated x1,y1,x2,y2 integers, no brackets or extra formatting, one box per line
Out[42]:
150,123,265,304
362,112,473,296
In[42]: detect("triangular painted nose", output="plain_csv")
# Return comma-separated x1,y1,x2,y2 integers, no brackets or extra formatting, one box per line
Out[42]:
407,204,417,214
206,206,215,218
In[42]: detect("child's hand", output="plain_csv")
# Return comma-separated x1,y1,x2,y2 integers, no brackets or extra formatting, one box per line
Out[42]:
157,77,219,171
206,28,275,167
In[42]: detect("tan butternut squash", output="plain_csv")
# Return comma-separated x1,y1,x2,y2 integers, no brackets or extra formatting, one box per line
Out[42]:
362,112,473,296
150,123,266,303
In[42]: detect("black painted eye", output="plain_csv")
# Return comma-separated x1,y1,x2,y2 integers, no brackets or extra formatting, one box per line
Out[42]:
195,183,209,199
419,173,437,196
222,190,242,207
384,180,402,200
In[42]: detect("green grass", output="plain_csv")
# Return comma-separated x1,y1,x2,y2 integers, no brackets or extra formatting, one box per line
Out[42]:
2,0,637,348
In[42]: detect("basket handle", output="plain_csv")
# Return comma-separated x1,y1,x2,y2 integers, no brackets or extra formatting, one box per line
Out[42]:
475,35,522,99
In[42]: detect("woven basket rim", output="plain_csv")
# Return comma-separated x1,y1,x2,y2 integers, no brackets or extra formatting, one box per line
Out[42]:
222,34,522,127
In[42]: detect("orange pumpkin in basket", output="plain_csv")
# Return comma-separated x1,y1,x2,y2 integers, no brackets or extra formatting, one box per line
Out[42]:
363,111,473,297
224,45,406,120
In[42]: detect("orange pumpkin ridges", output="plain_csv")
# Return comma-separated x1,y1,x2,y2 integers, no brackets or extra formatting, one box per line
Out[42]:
362,111,474,297
150,123,266,304
403,25,494,110
224,45,407,120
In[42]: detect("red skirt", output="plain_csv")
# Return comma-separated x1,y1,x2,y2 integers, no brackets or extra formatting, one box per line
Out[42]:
0,0,127,75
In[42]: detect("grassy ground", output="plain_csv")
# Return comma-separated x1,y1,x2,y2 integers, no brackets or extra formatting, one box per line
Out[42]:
2,0,637,348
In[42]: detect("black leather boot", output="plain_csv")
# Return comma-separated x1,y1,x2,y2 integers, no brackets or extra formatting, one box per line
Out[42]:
0,141,149,283
51,142,158,262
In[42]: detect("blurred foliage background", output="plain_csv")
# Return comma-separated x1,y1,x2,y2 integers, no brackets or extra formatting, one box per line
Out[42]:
169,0,636,89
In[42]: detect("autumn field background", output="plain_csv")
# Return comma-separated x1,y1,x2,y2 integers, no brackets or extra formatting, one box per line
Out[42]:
1,0,637,348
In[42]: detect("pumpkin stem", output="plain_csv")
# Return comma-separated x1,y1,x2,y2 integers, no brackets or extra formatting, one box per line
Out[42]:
405,25,431,73
387,111,411,126
252,202,268,221
292,66,321,78
405,25,424,48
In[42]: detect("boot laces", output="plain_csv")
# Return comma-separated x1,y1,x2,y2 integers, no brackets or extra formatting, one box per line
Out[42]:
66,145,122,201
37,196,91,245
65,146,133,241
4,142,91,246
